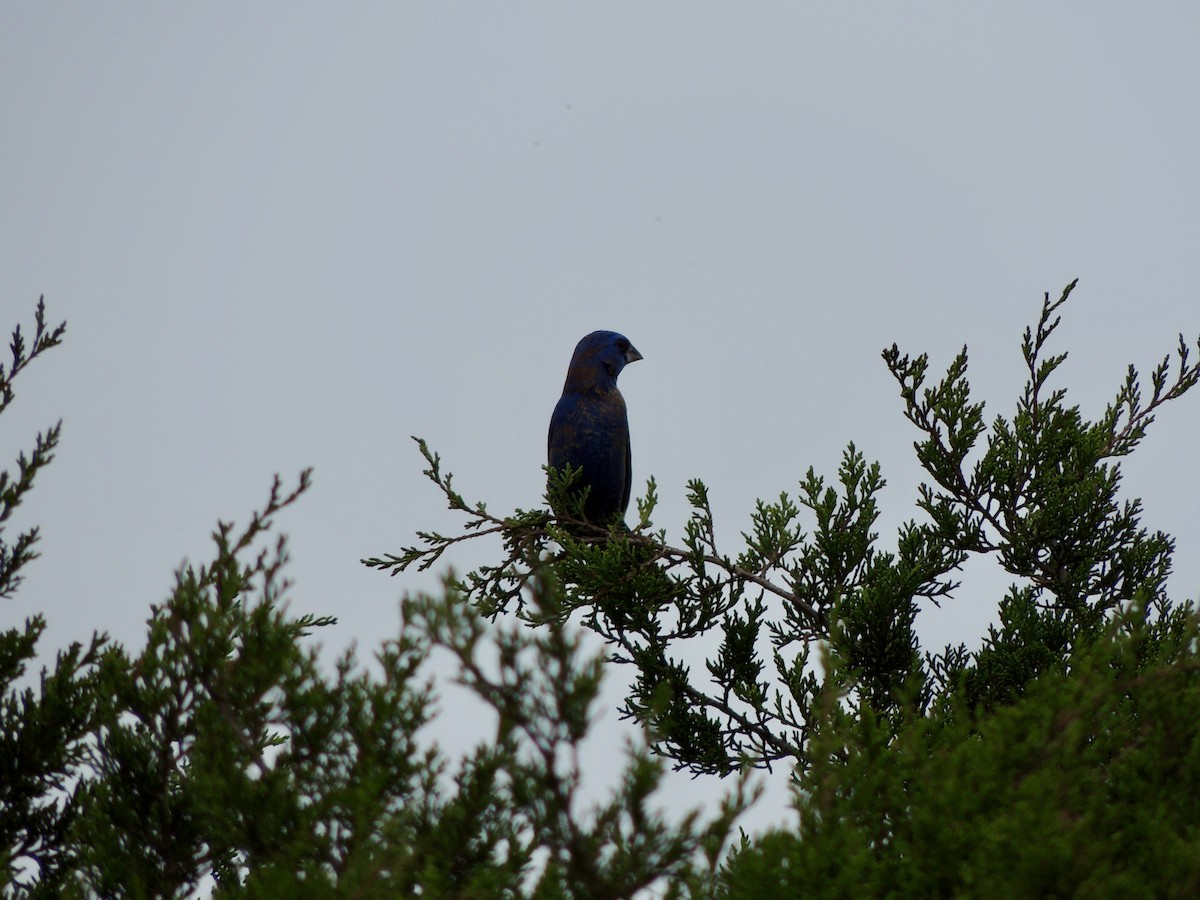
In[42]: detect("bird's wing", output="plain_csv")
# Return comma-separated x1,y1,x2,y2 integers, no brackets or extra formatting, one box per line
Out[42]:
620,430,633,517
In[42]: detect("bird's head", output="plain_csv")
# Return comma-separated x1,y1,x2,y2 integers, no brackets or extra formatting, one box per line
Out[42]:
563,330,643,392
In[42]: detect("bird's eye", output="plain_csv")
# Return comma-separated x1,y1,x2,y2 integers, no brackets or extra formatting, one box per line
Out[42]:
616,339,629,351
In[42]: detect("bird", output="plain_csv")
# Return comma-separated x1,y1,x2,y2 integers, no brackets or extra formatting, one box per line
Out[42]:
548,330,643,527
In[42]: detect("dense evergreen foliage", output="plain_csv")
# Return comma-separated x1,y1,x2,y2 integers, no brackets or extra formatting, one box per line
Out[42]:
5,288,1199,896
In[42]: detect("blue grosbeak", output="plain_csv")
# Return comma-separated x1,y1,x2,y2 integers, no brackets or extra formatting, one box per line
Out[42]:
548,331,643,526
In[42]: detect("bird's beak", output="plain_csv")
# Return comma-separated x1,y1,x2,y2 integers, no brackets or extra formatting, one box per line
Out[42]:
625,344,644,364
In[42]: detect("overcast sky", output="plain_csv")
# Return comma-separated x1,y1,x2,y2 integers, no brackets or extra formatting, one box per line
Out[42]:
3,4,1199,833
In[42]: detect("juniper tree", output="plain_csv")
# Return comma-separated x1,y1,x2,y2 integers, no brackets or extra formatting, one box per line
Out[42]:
717,590,1200,898
5,285,1199,896
0,299,105,888
367,281,1200,894
368,281,1200,779
0,299,747,898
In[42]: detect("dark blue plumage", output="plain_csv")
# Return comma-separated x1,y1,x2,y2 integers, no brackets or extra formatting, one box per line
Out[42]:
548,331,643,526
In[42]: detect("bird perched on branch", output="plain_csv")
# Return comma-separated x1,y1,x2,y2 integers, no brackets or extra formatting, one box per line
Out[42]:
548,330,643,527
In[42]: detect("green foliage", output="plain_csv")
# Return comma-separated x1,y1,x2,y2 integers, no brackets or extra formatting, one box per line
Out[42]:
367,281,1200,892
26,486,741,897
0,300,105,889
6,285,1200,895
887,281,1195,713
377,282,1200,781
0,296,66,601
720,596,1200,898
1,300,748,896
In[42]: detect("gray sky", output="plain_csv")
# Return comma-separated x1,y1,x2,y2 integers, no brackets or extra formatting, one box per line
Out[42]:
3,4,1199,832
